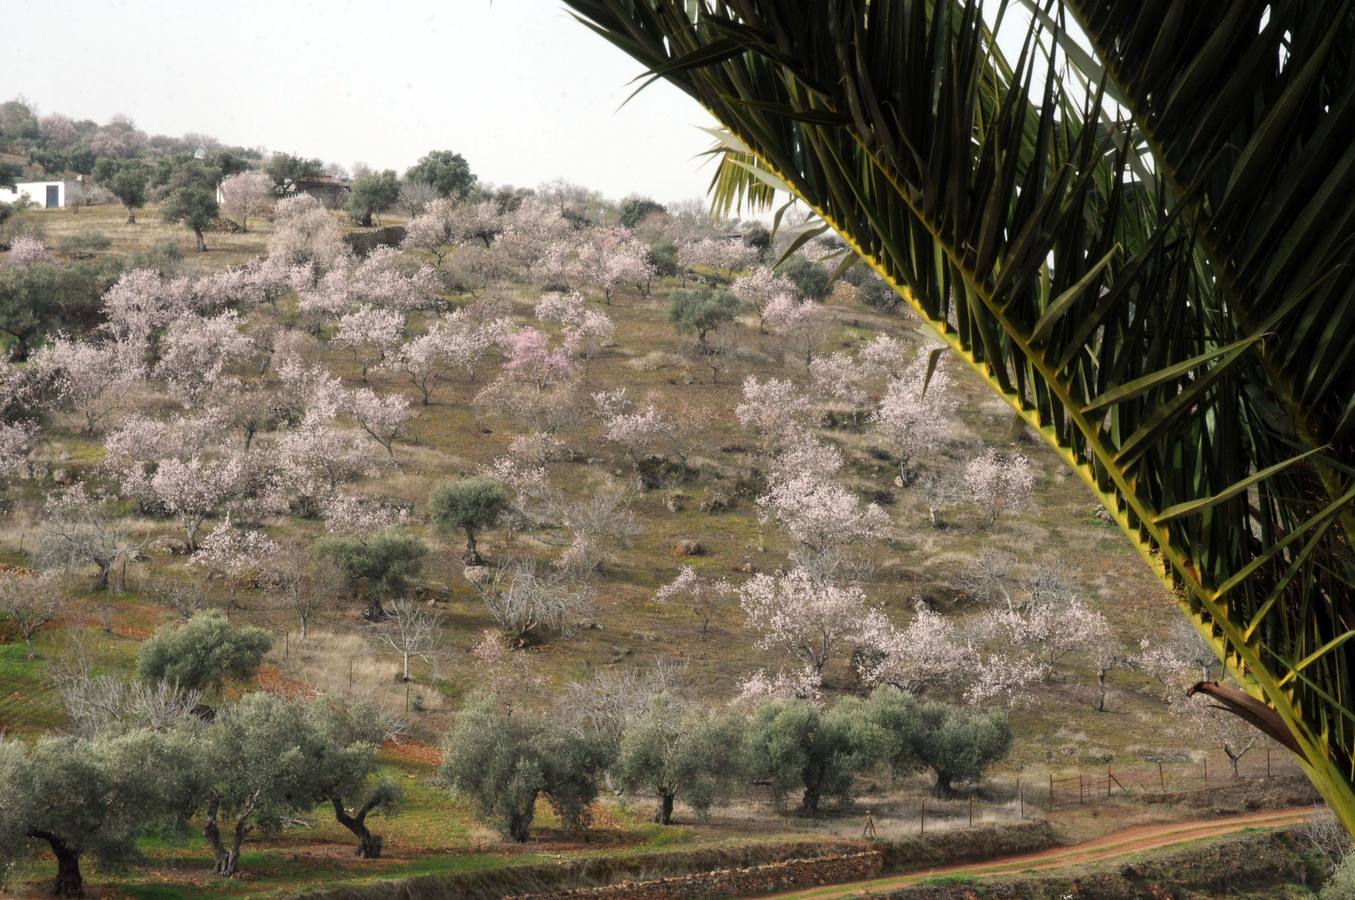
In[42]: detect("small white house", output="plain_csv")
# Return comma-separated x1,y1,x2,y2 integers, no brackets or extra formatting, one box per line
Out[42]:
0,179,85,209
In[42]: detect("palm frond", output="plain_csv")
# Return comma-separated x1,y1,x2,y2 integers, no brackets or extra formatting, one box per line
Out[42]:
563,0,1355,831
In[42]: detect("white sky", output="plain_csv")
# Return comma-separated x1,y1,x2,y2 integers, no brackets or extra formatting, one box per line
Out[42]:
0,0,721,204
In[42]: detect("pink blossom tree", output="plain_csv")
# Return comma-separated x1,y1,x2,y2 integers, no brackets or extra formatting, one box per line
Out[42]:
856,602,977,695
192,515,280,606
345,388,410,460
732,266,798,332
276,421,378,513
575,226,656,303
808,352,868,408
677,237,758,282
763,294,828,369
735,376,816,449
0,420,37,479
333,306,406,381
738,567,889,675
963,448,1036,526
654,566,734,635
734,666,823,707
757,471,889,557
320,492,411,537
267,194,350,275
217,171,276,231
869,352,957,484
31,337,139,433
5,235,56,266
155,312,256,406
148,454,251,551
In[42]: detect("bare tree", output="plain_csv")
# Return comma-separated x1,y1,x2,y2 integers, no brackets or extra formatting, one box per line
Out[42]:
35,484,140,591
476,560,595,644
367,598,442,682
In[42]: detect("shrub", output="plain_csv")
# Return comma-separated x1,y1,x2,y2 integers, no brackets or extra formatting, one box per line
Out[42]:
438,694,612,841
58,229,113,259
313,528,428,619
647,239,679,278
135,610,272,694
430,478,509,565
911,702,1012,797
776,256,831,301
855,275,900,313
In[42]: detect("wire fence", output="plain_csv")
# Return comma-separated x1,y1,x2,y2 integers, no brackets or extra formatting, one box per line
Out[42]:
1041,746,1300,809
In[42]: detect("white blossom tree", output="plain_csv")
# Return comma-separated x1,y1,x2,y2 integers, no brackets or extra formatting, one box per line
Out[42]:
869,352,957,484
654,566,734,636
963,448,1036,527
217,171,276,231
737,567,889,675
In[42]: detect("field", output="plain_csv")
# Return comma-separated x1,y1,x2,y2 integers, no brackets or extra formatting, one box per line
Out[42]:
0,202,1307,898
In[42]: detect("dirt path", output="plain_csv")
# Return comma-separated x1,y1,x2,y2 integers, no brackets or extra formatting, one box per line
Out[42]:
770,806,1323,898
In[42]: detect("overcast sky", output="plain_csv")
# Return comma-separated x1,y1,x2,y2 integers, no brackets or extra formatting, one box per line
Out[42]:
0,1,721,204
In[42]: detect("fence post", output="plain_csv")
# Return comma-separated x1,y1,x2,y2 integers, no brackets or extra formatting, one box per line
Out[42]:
1019,780,1024,820
1107,768,1112,798
920,799,925,835
1266,748,1271,779
1158,761,1165,791
1078,774,1085,804
284,631,289,660
1203,757,1208,785
1049,773,1054,808
969,793,974,827
404,681,411,715
348,658,354,693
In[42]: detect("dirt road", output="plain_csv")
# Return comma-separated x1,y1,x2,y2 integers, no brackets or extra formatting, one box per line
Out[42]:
770,806,1323,898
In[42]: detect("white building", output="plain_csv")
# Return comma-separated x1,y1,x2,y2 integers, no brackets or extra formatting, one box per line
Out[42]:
0,179,85,209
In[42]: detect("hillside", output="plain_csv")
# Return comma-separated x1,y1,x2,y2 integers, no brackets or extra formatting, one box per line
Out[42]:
0,194,1299,897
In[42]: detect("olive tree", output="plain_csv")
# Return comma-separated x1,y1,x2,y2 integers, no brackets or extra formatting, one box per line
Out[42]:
405,150,476,199
91,158,149,223
304,698,403,859
438,694,611,842
313,528,428,619
910,702,1012,798
740,698,867,816
667,286,741,354
199,693,325,876
136,610,272,695
430,478,509,565
612,694,743,824
0,728,197,897
347,169,400,227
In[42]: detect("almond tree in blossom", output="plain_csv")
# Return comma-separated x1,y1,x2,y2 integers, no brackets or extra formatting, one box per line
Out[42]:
757,469,889,558
978,571,1111,684
333,306,406,381
575,226,656,303
734,375,816,450
808,352,868,409
856,601,977,695
320,492,411,537
217,171,275,231
5,235,56,266
963,448,1036,526
155,312,257,406
34,483,136,591
734,666,823,707
0,421,36,479
732,266,798,332
763,294,828,370
677,237,758,283
344,388,410,460
857,334,911,381
737,567,890,675
148,454,253,551
267,194,350,276
869,351,957,484
31,337,139,433
594,388,691,469
1135,622,1264,776
654,566,734,636
192,515,280,607
536,291,615,372
276,422,377,515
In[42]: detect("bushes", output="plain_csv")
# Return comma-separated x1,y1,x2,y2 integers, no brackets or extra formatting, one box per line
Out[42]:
911,702,1012,797
438,695,611,842
136,610,272,694
775,255,831,301
855,274,901,313
668,286,741,351
314,528,428,619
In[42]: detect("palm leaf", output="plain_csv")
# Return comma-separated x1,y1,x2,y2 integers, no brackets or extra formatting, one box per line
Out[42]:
562,0,1355,833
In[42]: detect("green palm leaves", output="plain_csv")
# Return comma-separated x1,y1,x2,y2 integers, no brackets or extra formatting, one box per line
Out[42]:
562,0,1355,830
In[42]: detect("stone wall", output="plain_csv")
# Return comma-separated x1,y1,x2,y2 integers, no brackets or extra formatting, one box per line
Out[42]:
512,851,884,899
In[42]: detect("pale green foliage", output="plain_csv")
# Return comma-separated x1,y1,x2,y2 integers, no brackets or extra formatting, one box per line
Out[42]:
833,687,922,779
312,528,428,616
911,702,1012,797
740,698,865,815
612,693,743,823
438,694,612,842
430,478,509,562
0,728,198,896
136,610,272,694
